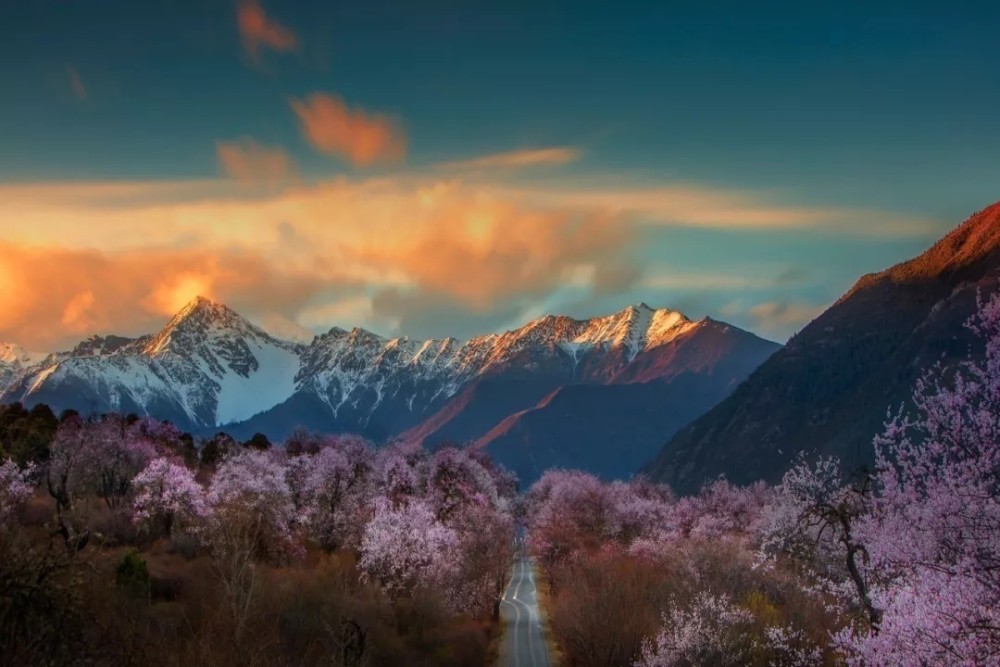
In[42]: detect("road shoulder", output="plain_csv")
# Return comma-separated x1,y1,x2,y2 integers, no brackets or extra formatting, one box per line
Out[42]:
530,563,564,667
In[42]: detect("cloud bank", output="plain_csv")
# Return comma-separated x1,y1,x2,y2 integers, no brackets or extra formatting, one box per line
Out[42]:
0,174,933,350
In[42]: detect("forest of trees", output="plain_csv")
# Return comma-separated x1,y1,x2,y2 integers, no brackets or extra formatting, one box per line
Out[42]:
0,415,516,666
3,295,1000,666
525,294,1000,666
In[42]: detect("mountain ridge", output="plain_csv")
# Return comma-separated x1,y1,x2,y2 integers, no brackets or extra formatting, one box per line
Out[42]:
0,297,780,483
646,200,1000,494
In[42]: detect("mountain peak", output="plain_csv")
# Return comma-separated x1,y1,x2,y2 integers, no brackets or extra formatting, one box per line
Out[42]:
913,200,1000,274
0,342,46,365
174,295,229,319
144,296,268,357
348,326,382,341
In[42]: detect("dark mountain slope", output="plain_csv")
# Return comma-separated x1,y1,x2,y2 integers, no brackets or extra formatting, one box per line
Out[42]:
646,201,1000,494
420,319,779,485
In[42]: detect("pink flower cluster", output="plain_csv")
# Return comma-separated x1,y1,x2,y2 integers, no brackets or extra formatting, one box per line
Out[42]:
0,458,35,526
126,435,517,615
836,293,1000,665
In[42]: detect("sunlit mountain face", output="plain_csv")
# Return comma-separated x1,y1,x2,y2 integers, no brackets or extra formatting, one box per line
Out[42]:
0,297,778,483
2,2,999,666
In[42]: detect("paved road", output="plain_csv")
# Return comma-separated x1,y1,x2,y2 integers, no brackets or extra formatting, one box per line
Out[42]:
500,556,551,667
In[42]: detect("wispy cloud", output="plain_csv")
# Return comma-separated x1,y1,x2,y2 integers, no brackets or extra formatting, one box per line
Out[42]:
291,93,407,167
216,138,297,185
749,300,824,332
639,271,777,291
67,65,87,101
0,174,937,349
0,177,627,348
436,147,582,171
237,0,298,61
494,183,938,236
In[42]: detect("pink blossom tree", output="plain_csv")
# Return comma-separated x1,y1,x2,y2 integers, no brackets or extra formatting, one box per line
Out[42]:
0,459,35,527
85,415,161,510
359,496,460,602
46,414,161,512
132,457,208,539
427,446,509,522
448,495,516,618
755,455,877,626
526,469,612,573
605,478,675,547
663,478,771,542
636,591,823,667
837,293,1000,664
45,414,89,514
207,449,301,563
291,437,375,550
359,443,517,617
374,444,422,507
636,592,756,667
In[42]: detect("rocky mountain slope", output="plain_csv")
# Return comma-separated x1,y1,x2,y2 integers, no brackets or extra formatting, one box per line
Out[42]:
646,201,1000,494
0,298,779,485
0,343,48,392
2,298,305,428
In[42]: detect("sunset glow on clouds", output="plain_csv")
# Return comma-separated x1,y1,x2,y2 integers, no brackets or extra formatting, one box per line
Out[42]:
291,94,407,167
237,0,298,61
435,147,583,171
4,0,989,351
0,173,935,350
0,240,329,349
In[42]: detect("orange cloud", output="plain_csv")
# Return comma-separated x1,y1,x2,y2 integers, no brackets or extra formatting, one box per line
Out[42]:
351,191,630,307
216,138,297,184
61,290,97,332
67,65,87,101
237,0,298,60
492,184,938,235
0,176,933,349
0,177,631,348
436,147,583,171
291,93,407,166
0,242,342,351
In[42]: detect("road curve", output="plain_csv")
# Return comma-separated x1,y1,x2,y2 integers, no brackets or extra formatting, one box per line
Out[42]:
500,556,552,667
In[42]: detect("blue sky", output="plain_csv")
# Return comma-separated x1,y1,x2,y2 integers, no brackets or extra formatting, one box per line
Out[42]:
0,0,997,348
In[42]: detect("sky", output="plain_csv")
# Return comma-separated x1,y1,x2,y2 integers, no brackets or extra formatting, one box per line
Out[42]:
1,0,998,350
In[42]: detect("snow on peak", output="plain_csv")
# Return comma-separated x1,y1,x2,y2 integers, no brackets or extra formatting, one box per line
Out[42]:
1,298,709,431
0,343,47,366
556,303,695,356
129,296,303,425
143,296,287,358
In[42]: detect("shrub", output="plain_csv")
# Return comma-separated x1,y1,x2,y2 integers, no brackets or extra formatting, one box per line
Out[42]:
116,549,151,599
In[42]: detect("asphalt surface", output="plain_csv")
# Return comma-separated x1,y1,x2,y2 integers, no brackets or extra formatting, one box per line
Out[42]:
500,556,551,667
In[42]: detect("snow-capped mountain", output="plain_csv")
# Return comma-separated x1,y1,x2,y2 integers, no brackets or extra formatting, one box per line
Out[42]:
2,297,304,427
0,343,48,390
0,297,779,483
